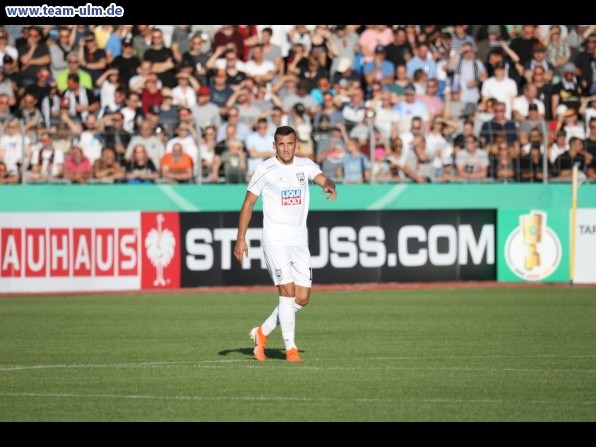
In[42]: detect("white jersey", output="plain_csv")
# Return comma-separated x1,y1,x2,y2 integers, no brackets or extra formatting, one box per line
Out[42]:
248,156,322,247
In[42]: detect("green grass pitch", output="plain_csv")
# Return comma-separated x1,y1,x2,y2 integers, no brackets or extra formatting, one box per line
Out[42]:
0,287,594,421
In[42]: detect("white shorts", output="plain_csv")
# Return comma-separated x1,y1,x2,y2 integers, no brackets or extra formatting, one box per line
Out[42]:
263,245,312,287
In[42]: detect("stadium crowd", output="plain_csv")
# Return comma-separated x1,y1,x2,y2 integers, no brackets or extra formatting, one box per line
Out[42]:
0,24,595,185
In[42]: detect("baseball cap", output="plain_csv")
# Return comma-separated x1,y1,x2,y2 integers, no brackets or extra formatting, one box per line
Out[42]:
487,25,500,34
3,54,14,64
528,103,539,111
532,44,546,52
374,44,386,53
148,105,160,115
403,84,416,94
494,61,506,69
122,37,133,46
198,86,210,96
336,57,352,73
563,63,576,73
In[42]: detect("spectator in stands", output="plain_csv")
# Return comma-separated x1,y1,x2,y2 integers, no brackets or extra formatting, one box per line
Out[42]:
327,26,358,77
23,131,65,183
0,93,15,124
480,100,518,146
255,27,282,75
125,144,158,183
406,42,438,80
165,122,200,173
512,82,546,122
144,28,176,89
557,107,586,143
15,92,44,136
394,85,430,132
62,73,100,123
330,58,360,91
25,66,52,110
56,53,92,94
243,44,276,86
454,134,489,182
245,117,275,177
111,37,139,87
71,112,104,165
92,146,124,183
79,33,107,94
544,25,571,80
509,25,541,67
0,118,28,178
18,26,51,88
190,86,221,133
518,103,545,142
129,60,161,94
337,137,370,184
386,64,411,101
480,61,518,120
489,140,517,182
0,160,19,184
213,26,245,61
209,70,235,119
551,63,584,117
553,136,587,180
62,145,92,183
171,71,198,109
126,120,165,168
95,67,120,116
132,25,152,60
451,25,476,55
211,138,247,183
225,82,261,130
523,43,555,85
160,142,194,183
359,25,393,64
216,106,251,144
139,73,163,117
549,130,569,164
384,27,413,69
197,125,217,180
416,78,444,123
181,32,209,87
0,29,19,73
372,89,400,141
573,32,596,94
518,142,552,182
363,45,395,95
102,111,131,165
446,42,487,116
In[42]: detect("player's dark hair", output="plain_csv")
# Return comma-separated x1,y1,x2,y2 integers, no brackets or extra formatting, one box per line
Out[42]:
274,126,297,142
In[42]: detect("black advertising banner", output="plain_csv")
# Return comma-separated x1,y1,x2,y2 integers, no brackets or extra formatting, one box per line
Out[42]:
179,210,496,287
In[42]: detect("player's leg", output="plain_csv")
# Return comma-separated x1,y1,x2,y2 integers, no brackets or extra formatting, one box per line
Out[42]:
249,245,294,361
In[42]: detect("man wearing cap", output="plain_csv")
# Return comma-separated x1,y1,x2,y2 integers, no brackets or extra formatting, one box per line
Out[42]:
523,43,555,84
363,45,395,96
328,25,359,77
551,62,584,117
191,86,222,131
111,37,140,87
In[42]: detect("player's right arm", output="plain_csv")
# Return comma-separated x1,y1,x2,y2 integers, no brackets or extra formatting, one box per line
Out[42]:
234,191,259,263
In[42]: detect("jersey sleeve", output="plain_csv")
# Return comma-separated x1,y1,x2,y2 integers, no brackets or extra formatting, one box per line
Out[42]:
304,158,323,180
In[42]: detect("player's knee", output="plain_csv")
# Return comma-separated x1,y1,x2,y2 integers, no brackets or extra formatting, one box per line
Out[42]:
278,283,295,297
295,295,310,307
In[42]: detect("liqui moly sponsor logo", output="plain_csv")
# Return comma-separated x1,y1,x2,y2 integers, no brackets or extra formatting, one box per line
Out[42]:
281,189,302,206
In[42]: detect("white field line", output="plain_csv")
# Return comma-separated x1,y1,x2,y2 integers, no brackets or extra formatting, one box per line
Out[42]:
0,392,593,406
0,355,594,373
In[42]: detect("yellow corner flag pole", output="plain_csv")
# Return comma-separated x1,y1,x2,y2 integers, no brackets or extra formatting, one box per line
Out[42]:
569,163,579,286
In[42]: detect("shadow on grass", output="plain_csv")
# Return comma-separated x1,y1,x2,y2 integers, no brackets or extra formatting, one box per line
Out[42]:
218,348,302,360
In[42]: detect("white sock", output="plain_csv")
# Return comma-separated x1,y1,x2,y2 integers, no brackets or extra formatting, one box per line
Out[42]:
278,296,297,350
261,302,303,336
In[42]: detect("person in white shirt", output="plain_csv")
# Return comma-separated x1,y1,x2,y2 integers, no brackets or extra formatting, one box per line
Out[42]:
234,125,337,363
480,61,518,119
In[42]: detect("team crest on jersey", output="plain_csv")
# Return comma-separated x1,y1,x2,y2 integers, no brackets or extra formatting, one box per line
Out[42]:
296,172,305,185
275,269,283,282
281,189,302,205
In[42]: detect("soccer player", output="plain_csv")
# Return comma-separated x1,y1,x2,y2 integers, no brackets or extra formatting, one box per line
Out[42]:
233,126,338,362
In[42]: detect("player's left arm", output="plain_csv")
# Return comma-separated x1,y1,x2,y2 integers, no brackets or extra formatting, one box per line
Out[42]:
313,173,337,200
